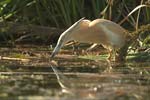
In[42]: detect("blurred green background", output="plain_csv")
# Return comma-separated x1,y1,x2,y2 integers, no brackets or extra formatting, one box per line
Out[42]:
0,0,150,46
0,0,149,28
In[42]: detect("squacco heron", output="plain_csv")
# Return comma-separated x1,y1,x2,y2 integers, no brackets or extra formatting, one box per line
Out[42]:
51,18,126,60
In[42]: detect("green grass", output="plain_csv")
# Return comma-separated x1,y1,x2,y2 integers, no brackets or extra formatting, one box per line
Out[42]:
79,54,108,61
79,52,150,62
127,52,150,62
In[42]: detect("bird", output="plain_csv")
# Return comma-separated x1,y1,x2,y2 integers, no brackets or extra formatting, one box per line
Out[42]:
51,17,127,60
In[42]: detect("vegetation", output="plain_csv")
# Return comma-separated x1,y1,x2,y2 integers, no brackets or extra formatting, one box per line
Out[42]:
0,0,149,27
0,0,150,61
0,1,150,99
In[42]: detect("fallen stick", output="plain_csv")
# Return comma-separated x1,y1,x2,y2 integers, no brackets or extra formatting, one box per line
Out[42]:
0,56,30,62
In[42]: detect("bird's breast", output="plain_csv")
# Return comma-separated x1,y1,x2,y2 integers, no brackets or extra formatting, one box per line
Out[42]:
72,27,110,45
100,24,125,48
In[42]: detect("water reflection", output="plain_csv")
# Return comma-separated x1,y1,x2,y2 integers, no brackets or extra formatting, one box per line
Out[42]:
50,61,72,94
0,59,150,100
50,61,96,99
49,60,150,100
50,60,102,99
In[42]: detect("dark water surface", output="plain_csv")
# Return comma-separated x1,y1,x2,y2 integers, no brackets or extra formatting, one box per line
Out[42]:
0,58,150,100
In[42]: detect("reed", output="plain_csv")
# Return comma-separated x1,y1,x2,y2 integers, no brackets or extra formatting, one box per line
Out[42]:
1,0,149,27
0,0,150,44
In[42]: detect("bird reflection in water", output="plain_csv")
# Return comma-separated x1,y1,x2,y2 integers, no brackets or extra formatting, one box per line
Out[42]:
50,60,113,99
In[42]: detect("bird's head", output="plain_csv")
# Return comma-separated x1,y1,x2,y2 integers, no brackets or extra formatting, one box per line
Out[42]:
51,17,85,59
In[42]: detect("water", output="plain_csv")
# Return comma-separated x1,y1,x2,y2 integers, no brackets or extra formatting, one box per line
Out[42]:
0,57,150,100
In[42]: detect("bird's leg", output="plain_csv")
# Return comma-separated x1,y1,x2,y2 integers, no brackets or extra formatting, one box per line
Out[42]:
107,48,117,61
113,49,117,61
72,42,80,55
107,49,113,60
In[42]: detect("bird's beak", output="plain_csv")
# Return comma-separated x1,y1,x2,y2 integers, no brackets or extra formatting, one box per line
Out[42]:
50,51,56,59
50,17,85,59
50,43,62,59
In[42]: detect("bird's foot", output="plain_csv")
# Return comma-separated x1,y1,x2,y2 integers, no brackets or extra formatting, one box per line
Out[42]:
107,54,112,61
